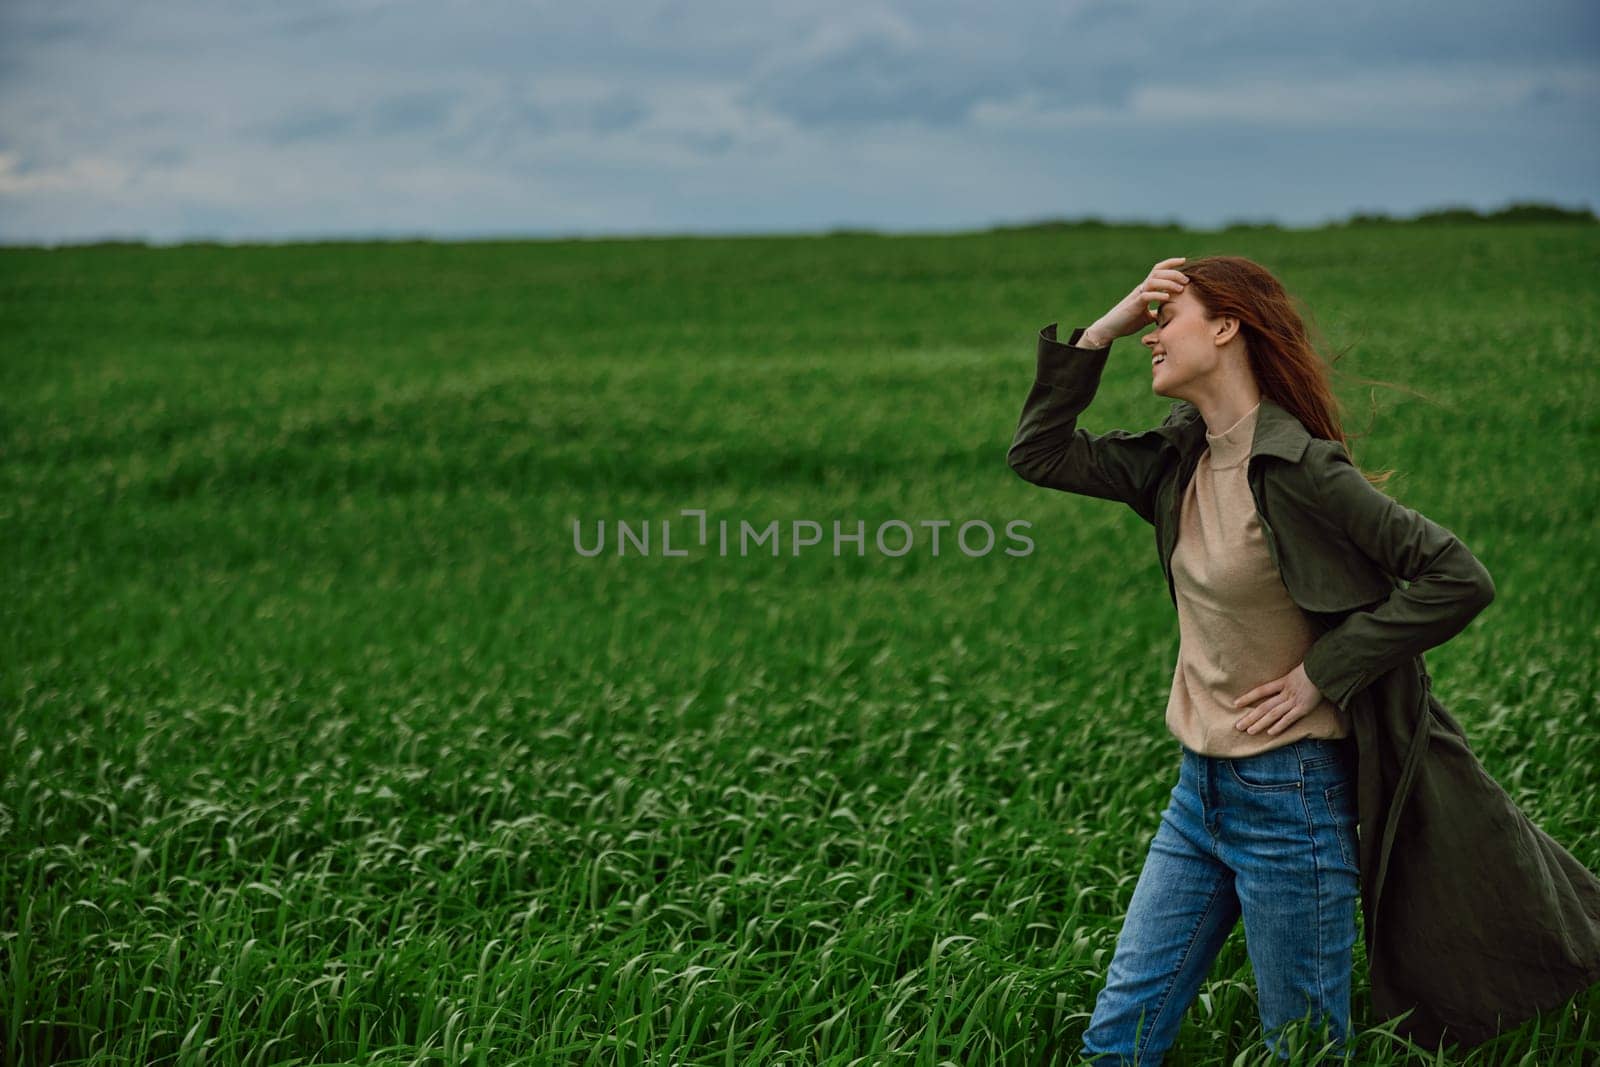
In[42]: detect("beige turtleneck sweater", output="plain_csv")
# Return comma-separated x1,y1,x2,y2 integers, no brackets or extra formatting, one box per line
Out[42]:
1164,401,1353,756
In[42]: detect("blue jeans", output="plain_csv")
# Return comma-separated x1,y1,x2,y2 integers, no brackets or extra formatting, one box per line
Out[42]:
1078,736,1360,1065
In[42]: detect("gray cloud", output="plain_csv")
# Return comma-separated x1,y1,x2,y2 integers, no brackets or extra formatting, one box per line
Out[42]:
273,9,357,38
583,92,649,134
250,108,357,146
242,86,643,153
735,7,1139,129
140,145,190,168
7,13,99,45
743,40,1011,127
0,0,1594,244
371,90,461,135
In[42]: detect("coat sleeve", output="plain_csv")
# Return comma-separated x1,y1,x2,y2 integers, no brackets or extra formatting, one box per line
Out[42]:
1300,440,1496,712
1006,323,1172,526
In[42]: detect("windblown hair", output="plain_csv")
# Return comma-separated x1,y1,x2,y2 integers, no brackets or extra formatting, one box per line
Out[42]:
1178,255,1395,489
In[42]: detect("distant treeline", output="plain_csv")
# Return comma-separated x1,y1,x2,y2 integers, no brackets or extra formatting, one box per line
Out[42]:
14,200,1595,250
979,201,1596,235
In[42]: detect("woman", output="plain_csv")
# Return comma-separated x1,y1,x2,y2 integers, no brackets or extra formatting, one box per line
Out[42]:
1006,256,1600,1063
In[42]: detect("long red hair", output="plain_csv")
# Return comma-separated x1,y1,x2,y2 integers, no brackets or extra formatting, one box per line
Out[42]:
1178,255,1396,489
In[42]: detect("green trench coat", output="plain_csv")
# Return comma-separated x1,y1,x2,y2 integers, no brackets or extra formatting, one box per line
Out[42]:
1007,323,1600,1051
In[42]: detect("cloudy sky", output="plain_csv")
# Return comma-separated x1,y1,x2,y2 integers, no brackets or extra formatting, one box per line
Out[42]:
1,0,1595,245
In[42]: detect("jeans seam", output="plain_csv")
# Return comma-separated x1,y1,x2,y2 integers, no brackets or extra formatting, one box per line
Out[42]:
1137,867,1229,1061
1295,783,1329,1041
1324,783,1355,870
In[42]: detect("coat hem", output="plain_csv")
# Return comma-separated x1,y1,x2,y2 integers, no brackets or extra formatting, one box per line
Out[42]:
1390,957,1600,1051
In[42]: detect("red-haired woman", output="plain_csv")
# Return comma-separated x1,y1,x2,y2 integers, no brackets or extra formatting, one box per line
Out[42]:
1008,256,1600,1063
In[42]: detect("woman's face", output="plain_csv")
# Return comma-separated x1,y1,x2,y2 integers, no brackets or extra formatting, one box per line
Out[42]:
1142,286,1222,401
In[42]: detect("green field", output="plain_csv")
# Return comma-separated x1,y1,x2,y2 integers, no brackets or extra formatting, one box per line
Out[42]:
3,224,1597,1064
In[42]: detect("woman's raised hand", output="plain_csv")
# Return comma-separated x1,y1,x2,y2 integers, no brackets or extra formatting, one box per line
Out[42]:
1091,257,1189,342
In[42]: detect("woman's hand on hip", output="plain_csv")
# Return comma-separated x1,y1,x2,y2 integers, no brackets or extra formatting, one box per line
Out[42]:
1232,663,1326,735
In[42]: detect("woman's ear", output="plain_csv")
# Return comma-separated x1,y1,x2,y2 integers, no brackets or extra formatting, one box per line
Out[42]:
1215,315,1240,346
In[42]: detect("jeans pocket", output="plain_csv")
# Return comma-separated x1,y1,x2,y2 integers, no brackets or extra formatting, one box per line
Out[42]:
1225,747,1304,792
1302,736,1357,775
1324,781,1358,870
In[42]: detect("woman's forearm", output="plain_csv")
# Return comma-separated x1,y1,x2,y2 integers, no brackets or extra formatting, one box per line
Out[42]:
1077,323,1116,350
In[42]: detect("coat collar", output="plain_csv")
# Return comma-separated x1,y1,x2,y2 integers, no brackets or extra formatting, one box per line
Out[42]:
1167,396,1313,464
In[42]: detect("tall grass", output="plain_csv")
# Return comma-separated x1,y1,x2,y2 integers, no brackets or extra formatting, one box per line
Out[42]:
3,225,1597,1064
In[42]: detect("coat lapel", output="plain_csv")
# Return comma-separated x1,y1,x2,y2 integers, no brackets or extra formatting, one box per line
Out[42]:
1164,395,1312,466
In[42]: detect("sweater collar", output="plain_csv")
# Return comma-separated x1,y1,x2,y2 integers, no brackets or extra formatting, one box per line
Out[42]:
1204,401,1260,469
1166,396,1313,465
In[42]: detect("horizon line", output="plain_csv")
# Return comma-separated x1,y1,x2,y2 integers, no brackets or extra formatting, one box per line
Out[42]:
0,199,1592,251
